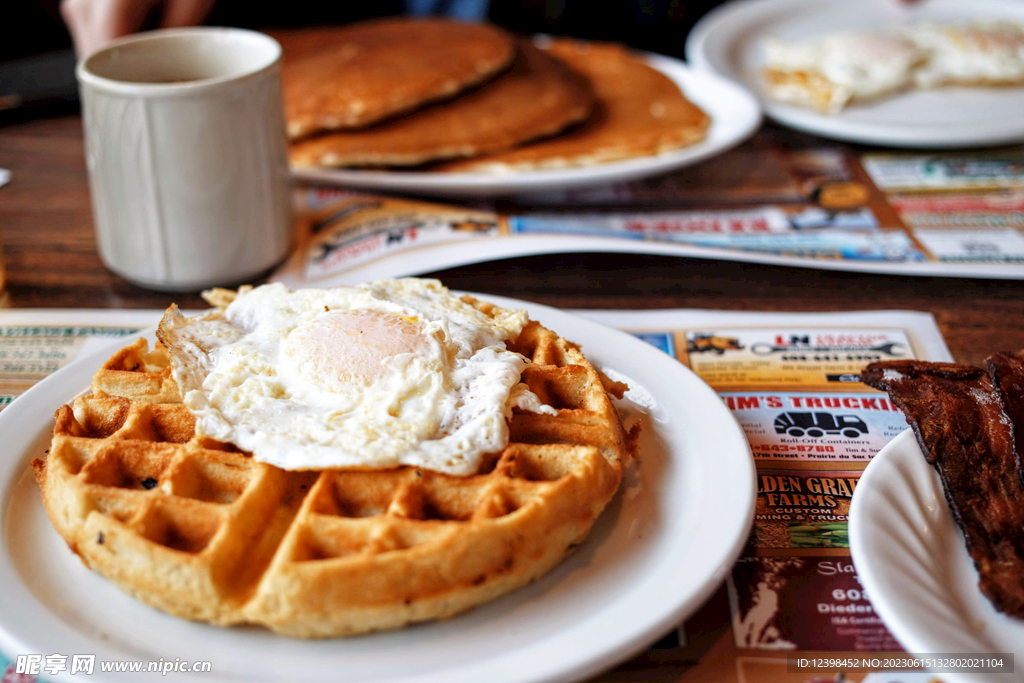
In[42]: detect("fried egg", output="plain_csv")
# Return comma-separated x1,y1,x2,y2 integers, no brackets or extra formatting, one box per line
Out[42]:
156,279,556,476
763,21,1024,115
763,30,924,113
905,22,1024,88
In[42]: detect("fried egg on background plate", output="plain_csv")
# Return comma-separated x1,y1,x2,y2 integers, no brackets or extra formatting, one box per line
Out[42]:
905,22,1024,88
157,279,556,476
763,30,925,113
763,22,1024,114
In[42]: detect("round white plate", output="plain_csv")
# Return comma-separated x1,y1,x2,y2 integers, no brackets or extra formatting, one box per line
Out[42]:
849,429,1024,683
289,55,761,198
0,296,755,683
687,0,1024,148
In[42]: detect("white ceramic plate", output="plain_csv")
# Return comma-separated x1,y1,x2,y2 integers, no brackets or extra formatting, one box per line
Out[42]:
849,429,1024,683
687,0,1024,148
0,296,755,683
289,55,761,198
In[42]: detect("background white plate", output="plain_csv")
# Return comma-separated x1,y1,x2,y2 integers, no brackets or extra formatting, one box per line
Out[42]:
290,56,761,198
0,297,755,683
849,429,1024,683
687,0,1024,148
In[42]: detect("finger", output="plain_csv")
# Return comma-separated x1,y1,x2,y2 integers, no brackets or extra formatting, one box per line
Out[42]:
160,0,217,28
62,0,112,56
61,0,161,55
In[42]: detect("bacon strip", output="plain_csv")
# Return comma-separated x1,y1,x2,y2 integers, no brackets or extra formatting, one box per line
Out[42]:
988,352,1024,486
862,354,1024,618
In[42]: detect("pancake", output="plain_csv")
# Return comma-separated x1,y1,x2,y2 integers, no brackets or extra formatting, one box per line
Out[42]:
437,40,710,173
289,42,593,169
282,19,516,140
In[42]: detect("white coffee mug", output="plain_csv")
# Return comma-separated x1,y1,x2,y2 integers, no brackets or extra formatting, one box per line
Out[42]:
77,28,293,291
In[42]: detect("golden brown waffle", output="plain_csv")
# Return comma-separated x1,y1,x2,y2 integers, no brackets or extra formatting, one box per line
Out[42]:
90,338,181,404
34,301,630,637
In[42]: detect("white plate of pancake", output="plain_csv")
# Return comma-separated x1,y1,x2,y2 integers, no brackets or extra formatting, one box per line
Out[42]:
290,56,761,199
687,0,1024,148
849,430,1024,682
0,296,755,683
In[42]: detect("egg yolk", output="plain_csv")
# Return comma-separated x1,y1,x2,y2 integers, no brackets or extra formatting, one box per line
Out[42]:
283,310,433,389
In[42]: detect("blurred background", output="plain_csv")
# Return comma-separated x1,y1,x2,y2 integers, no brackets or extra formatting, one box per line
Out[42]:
2,0,726,118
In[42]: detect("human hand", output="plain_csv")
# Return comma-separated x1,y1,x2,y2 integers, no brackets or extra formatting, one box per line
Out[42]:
61,0,217,56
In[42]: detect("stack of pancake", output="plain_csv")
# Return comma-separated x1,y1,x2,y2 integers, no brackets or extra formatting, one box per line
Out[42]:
284,18,710,173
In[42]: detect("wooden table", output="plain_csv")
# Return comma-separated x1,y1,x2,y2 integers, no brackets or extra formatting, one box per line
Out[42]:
2,49,1024,679
4,25,1024,679
2,114,1024,367
7,117,1023,682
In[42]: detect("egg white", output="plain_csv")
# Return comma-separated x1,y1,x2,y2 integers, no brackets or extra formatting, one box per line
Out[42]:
764,22,1024,115
157,279,556,476
905,22,1024,88
764,30,924,113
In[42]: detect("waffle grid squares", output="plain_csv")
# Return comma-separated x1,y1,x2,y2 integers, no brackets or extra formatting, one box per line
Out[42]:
35,299,630,637
49,397,268,559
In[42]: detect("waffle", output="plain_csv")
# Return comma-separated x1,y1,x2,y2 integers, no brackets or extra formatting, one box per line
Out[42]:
34,299,631,638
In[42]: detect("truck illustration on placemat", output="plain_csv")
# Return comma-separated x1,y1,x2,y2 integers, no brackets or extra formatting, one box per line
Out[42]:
773,412,868,438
